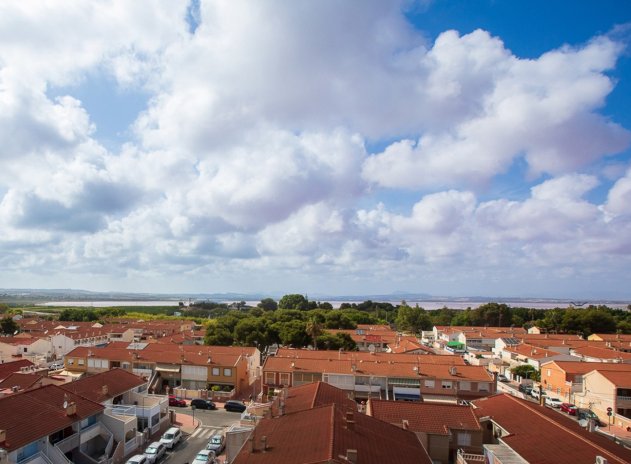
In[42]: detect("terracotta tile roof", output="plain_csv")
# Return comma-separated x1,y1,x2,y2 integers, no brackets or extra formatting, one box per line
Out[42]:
0,373,43,391
541,361,631,376
0,384,104,451
591,334,631,342
368,398,481,435
592,370,631,387
389,337,434,354
504,343,562,359
277,381,356,415
60,368,146,403
472,394,631,464
66,343,246,367
264,356,492,381
233,403,432,464
436,326,527,335
273,348,463,365
572,345,631,360
0,336,40,345
518,333,584,341
0,360,34,381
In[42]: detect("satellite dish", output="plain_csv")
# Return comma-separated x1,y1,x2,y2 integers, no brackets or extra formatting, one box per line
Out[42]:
63,400,68,409
13,330,18,335
368,344,376,353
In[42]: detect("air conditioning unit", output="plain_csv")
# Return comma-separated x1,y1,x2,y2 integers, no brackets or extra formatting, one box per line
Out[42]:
595,456,609,464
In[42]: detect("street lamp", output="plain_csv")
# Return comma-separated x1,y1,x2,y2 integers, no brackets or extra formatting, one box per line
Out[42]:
191,405,196,428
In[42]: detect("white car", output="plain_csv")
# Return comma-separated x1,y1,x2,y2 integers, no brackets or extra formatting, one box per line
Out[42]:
160,427,182,450
545,397,563,408
125,455,147,464
192,449,216,464
143,441,166,463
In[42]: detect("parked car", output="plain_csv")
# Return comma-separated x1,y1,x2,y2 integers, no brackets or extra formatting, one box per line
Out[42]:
497,374,509,383
560,403,578,415
160,427,182,450
531,389,546,400
578,409,604,426
192,449,216,464
545,397,563,408
125,455,147,464
518,384,532,395
191,398,217,410
168,395,187,407
49,362,64,370
224,400,246,412
143,441,166,464
206,433,225,454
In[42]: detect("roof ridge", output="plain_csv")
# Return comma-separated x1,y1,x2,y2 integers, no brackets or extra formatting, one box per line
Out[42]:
503,394,627,464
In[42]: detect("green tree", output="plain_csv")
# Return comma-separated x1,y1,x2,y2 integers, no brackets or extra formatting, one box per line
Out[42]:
324,311,355,329
257,298,278,312
512,364,540,381
305,317,323,348
278,294,309,311
0,317,19,335
395,305,432,333
274,320,310,347
315,332,357,351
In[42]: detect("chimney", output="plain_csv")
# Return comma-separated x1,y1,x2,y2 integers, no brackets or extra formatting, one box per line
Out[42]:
102,384,108,396
346,411,355,431
261,435,268,451
402,419,409,430
66,402,77,416
346,449,358,464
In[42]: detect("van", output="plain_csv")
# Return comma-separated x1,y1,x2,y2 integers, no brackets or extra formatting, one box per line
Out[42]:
160,427,182,449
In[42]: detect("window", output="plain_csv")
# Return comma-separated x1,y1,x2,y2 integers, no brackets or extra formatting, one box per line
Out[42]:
212,367,220,376
78,359,85,365
424,379,435,388
457,432,472,446
459,381,471,391
441,381,453,389
547,369,551,377
478,382,489,392
68,359,74,365
223,368,232,377
265,372,276,385
279,373,291,386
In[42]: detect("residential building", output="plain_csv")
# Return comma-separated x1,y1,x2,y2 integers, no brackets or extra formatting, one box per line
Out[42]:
230,381,432,464
575,369,631,430
367,399,482,464
466,393,631,464
0,384,109,464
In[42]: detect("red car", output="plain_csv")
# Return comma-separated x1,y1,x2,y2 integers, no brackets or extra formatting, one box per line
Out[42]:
560,403,577,415
168,396,186,407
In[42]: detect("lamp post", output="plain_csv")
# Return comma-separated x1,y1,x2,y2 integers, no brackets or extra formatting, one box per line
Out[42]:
191,405,196,428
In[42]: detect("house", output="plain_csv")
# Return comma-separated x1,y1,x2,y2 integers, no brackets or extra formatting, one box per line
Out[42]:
60,368,168,461
570,345,631,363
262,355,494,403
367,399,482,464
325,324,398,352
0,384,109,464
0,360,34,382
499,343,578,373
230,381,432,464
63,342,259,397
538,360,631,402
466,393,631,464
575,369,631,430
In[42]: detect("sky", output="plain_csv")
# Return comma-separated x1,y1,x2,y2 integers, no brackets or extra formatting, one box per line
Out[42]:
1,0,631,299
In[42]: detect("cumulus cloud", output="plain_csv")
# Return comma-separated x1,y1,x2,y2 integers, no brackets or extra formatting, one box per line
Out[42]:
363,32,631,189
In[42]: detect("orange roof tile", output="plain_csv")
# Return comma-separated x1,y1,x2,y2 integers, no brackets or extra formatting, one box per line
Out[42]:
233,403,431,464
472,394,631,464
572,345,631,360
0,360,34,381
60,368,146,402
368,398,481,435
0,384,104,451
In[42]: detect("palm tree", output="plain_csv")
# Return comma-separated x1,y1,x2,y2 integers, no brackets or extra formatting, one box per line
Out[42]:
305,317,323,349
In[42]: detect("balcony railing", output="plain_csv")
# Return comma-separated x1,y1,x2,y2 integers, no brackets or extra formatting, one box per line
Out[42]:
617,395,631,402
456,449,485,464
18,452,54,464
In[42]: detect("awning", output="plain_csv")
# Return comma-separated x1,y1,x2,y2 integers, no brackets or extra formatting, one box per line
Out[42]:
155,364,180,373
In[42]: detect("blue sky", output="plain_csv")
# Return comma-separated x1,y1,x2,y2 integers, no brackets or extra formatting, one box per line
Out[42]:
1,0,631,299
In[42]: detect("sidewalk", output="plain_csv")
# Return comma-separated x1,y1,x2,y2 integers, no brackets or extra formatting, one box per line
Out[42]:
172,412,200,434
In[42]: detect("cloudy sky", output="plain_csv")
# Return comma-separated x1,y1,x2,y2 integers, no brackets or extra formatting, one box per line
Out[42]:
1,0,631,299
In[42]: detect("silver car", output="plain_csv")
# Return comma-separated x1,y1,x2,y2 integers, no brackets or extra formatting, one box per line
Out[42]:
144,441,166,463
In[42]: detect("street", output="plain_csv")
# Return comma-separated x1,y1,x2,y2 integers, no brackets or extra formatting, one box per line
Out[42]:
161,407,242,463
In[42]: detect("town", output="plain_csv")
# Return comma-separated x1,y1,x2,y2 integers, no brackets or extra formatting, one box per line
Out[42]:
1,299,631,464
